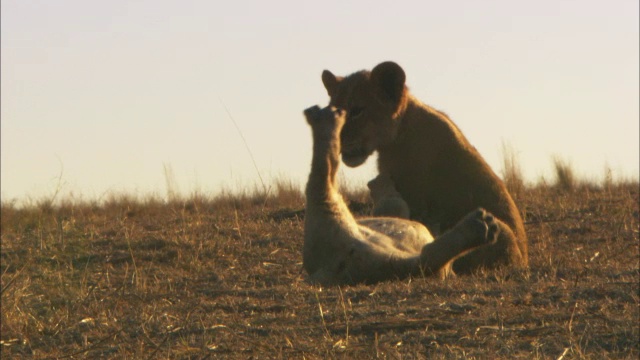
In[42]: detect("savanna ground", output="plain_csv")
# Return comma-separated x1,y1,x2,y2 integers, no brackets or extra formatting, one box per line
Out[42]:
1,168,639,359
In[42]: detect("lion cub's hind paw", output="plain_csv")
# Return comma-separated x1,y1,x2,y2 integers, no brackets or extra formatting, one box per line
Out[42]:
466,208,500,246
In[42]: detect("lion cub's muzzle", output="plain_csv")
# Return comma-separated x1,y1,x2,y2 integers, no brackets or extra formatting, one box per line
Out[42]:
341,147,371,167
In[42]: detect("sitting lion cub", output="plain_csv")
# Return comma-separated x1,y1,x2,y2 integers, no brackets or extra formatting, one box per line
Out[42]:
303,105,498,285
321,61,529,273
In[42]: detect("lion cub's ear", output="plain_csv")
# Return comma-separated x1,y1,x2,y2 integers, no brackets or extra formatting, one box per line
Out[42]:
322,70,341,98
371,61,406,106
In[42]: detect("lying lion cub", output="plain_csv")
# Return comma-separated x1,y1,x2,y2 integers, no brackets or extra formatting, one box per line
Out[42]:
302,105,499,285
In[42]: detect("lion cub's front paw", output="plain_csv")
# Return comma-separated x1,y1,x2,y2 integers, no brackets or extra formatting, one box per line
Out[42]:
461,208,500,247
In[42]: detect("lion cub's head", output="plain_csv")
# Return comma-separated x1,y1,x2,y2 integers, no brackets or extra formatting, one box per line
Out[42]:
321,61,409,167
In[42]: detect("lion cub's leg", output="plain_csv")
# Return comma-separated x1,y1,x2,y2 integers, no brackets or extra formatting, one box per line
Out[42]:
302,105,355,279
420,208,500,277
367,174,411,219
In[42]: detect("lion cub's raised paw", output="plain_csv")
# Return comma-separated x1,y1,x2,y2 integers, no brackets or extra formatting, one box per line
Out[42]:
303,105,322,122
304,106,345,130
460,208,500,247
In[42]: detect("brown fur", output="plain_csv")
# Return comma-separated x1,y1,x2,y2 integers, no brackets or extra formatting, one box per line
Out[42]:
302,105,499,285
321,62,528,273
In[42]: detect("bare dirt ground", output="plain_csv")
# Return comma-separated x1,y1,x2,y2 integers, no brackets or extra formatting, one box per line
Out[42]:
1,183,638,359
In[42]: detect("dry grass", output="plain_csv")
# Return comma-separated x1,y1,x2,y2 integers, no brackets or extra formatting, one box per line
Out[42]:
501,142,526,197
553,157,577,192
1,179,638,359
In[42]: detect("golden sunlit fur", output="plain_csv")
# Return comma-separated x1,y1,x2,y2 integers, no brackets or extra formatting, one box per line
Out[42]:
302,105,499,285
321,62,528,273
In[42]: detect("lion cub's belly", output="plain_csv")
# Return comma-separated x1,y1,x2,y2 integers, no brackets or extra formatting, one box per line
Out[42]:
357,217,434,254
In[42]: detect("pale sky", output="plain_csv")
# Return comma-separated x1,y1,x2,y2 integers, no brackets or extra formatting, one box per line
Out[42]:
2,0,638,203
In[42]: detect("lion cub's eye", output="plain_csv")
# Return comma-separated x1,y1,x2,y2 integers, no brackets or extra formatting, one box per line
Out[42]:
349,107,364,118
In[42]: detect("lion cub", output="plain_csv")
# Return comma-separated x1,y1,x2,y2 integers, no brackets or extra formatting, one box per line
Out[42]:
321,61,529,273
303,105,498,285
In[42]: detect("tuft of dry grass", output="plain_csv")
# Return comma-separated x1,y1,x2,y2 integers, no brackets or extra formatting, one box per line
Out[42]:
501,141,526,198
1,178,638,359
553,156,577,192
